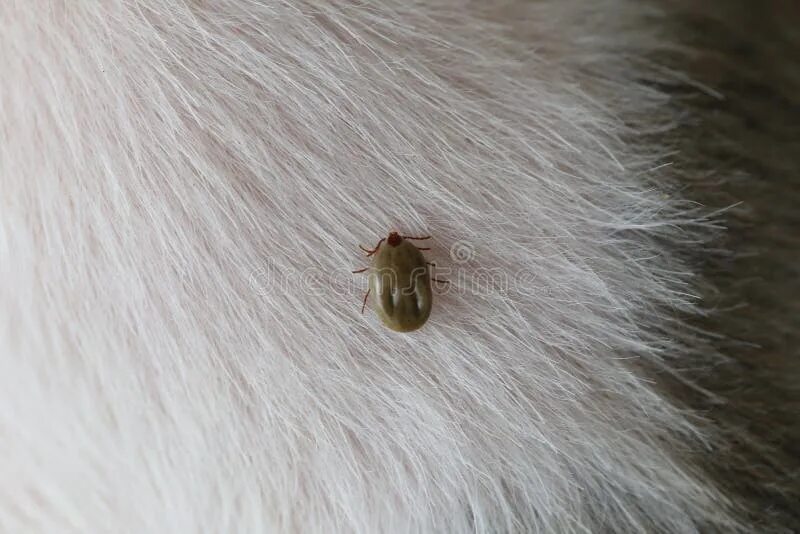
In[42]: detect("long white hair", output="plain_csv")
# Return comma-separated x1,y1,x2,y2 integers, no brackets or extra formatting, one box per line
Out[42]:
1,1,797,532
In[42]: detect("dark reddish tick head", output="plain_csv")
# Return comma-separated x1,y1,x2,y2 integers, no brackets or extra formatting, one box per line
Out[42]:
387,232,403,247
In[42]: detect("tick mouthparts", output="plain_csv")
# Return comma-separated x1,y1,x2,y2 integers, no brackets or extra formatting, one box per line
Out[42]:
387,232,403,247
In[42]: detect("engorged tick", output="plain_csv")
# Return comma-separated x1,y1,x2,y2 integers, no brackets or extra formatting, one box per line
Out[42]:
352,231,448,332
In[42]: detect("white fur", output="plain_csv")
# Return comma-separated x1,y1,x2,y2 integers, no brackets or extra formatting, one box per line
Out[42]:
0,1,759,532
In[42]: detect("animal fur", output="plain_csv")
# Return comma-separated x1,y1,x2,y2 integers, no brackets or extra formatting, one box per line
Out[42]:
1,1,797,532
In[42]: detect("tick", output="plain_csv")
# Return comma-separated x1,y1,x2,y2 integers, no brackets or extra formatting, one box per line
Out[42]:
352,232,447,332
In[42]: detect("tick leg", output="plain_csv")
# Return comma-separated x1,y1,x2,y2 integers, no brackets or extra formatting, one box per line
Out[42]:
402,235,431,240
351,267,368,274
360,287,371,314
360,238,385,257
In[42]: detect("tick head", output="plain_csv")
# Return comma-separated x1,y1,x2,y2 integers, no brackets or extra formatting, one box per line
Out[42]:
387,232,403,247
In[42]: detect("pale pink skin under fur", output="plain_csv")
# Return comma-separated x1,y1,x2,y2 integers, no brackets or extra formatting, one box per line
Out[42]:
0,1,788,533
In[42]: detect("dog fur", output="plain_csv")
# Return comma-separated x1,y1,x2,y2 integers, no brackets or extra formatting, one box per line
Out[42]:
1,1,798,532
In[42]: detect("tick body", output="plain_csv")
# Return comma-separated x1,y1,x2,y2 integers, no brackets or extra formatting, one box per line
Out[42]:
354,232,437,332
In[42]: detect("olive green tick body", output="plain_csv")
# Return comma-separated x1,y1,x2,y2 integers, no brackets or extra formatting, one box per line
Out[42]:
353,232,443,332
